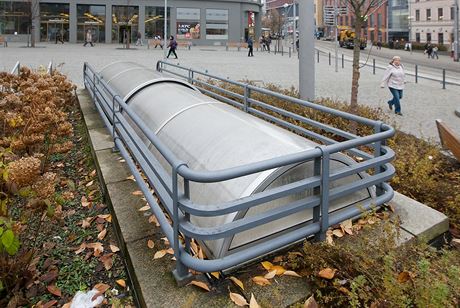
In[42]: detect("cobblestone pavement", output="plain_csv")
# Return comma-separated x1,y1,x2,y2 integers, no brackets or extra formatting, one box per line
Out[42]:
1,42,459,141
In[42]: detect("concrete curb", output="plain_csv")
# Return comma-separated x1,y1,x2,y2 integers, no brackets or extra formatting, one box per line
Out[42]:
77,87,450,307
455,108,460,118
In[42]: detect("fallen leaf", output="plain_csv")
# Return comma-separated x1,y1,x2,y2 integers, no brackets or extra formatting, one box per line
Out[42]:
264,270,277,279
75,243,86,254
116,279,126,288
252,276,271,286
43,300,58,308
97,214,111,220
340,219,353,235
326,229,334,246
86,180,94,187
132,190,143,196
89,170,96,177
99,253,113,270
229,276,244,290
230,292,249,307
190,240,199,254
283,270,302,277
93,283,111,293
304,295,318,308
126,175,135,181
198,247,205,259
166,248,175,255
189,280,210,291
397,271,412,283
81,217,92,229
272,256,284,263
271,265,286,275
97,229,107,240
211,272,220,279
249,293,261,308
261,261,273,271
148,215,160,227
318,268,337,280
338,287,350,294
332,229,344,238
86,242,104,257
81,196,90,207
110,245,120,253
138,205,150,212
154,250,167,259
161,237,170,246
119,159,126,163
62,303,71,308
147,240,155,249
47,284,62,297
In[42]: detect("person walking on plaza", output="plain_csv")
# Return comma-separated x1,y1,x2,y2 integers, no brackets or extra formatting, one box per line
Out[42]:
432,45,439,59
167,35,178,59
380,56,405,116
135,31,143,46
266,35,271,53
377,40,382,50
83,30,94,47
247,36,254,57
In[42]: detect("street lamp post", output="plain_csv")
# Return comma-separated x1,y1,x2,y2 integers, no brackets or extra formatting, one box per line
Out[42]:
454,0,459,62
164,0,168,59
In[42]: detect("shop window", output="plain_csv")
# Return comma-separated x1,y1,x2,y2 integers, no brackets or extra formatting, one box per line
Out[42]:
145,6,170,39
0,1,31,35
206,9,228,40
176,8,200,39
77,5,105,43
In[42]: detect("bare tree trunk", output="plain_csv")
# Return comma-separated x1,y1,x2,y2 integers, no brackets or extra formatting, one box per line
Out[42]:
31,23,35,48
350,17,363,114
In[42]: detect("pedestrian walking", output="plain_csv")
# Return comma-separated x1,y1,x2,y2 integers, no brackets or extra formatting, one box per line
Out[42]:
83,30,94,47
266,35,271,53
167,35,178,59
377,40,382,50
135,31,143,46
432,45,439,59
380,56,405,116
247,36,254,57
55,29,64,44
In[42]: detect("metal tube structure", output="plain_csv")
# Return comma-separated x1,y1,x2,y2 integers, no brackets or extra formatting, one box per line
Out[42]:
164,0,168,59
334,0,338,72
455,0,459,62
299,0,315,100
293,2,297,53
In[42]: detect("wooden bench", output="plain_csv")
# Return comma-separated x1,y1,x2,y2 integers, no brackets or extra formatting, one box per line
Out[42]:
176,40,192,50
436,119,460,162
147,39,163,49
226,42,249,51
0,36,7,47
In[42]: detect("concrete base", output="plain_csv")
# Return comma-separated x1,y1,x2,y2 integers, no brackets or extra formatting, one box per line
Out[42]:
77,87,450,307
455,108,460,118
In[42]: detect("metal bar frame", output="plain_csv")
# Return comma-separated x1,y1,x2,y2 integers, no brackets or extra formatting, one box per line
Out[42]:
83,61,396,285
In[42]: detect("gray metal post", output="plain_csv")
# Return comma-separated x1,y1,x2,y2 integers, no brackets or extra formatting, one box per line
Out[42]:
342,54,344,68
442,69,446,89
317,50,320,63
164,0,168,60
299,0,315,100
373,59,376,75
454,0,459,61
289,47,291,57
329,52,331,65
334,0,338,72
415,65,418,83
293,2,297,54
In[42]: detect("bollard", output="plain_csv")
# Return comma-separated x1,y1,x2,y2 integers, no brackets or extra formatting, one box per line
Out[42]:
442,69,446,89
415,65,418,83
317,50,320,63
373,59,376,75
289,47,291,58
282,46,284,56
329,52,331,65
341,54,344,68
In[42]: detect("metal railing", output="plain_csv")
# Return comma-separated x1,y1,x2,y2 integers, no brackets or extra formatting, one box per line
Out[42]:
10,61,54,75
83,61,395,285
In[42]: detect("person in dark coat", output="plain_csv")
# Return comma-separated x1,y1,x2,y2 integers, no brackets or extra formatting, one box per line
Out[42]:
247,37,254,57
167,35,178,59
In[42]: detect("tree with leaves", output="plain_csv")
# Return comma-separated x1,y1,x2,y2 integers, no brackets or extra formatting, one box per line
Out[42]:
343,0,387,112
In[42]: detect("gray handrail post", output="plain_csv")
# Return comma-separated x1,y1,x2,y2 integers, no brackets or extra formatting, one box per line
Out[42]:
442,69,446,89
313,156,321,241
415,65,418,83
112,94,121,152
318,147,330,241
172,165,193,286
289,47,291,58
329,52,331,65
342,54,344,68
83,63,87,89
317,50,320,63
373,59,376,75
243,84,251,112
188,68,192,84
373,122,383,196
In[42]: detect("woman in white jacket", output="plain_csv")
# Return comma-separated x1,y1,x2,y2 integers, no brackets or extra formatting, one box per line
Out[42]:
380,56,405,116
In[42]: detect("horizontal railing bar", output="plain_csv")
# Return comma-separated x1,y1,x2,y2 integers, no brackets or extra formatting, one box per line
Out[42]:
180,196,321,240
191,78,245,101
196,86,244,109
179,175,321,216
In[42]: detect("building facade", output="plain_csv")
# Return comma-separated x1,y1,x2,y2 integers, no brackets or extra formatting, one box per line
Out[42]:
0,0,262,44
410,0,457,46
387,0,409,42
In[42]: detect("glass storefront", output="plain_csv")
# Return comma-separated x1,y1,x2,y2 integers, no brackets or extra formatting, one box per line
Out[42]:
206,9,228,40
145,6,170,39
112,5,139,44
77,4,105,43
39,3,69,42
0,1,30,34
176,8,200,39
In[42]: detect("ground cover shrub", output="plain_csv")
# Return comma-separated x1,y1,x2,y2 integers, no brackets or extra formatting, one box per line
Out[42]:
0,68,133,307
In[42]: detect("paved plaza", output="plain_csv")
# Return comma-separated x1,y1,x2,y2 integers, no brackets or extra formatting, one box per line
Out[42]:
1,42,459,141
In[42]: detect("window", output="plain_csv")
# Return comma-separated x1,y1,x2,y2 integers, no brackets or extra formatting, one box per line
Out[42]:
77,5,105,43
0,1,31,34
438,33,443,45
345,15,348,26
39,3,70,42
426,32,431,42
176,8,200,39
206,9,228,40
111,6,139,43
145,6,170,39
369,14,374,27
377,13,382,28
416,32,420,43
438,8,443,20
451,7,455,20
426,9,431,20
415,9,420,21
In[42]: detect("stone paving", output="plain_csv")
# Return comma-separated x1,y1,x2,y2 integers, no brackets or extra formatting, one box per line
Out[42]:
1,41,459,141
